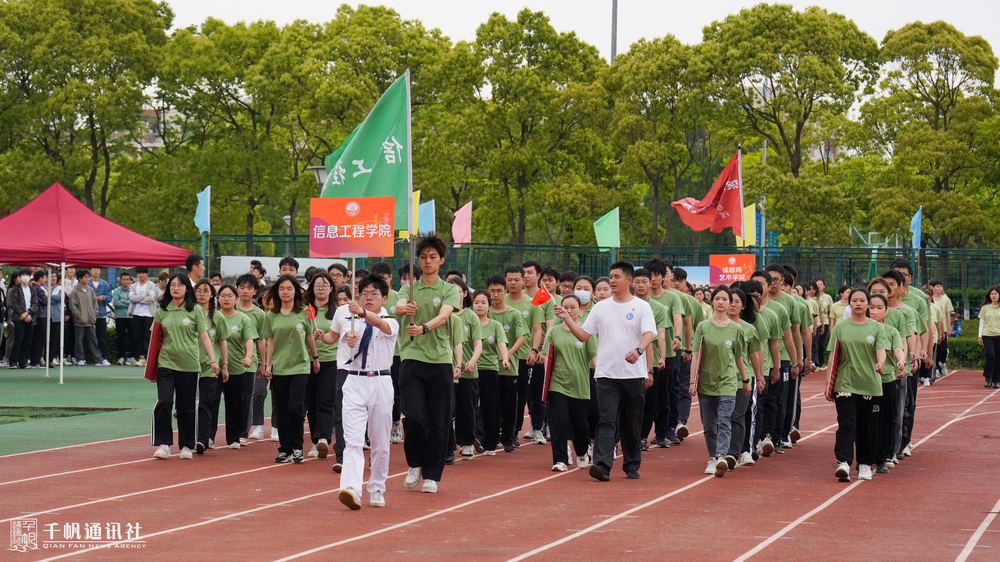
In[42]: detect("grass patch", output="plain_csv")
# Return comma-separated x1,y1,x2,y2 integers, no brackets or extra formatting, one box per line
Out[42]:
0,406,131,425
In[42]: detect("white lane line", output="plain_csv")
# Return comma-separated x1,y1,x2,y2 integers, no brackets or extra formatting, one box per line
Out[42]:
506,477,714,561
731,481,865,562
0,457,309,524
273,470,579,561
913,389,1000,449
0,458,155,486
956,495,1000,562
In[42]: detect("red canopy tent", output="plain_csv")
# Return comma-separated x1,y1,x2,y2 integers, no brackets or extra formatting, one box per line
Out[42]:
0,182,191,267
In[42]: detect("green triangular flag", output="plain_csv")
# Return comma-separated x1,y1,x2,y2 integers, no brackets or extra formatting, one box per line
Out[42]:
594,207,620,248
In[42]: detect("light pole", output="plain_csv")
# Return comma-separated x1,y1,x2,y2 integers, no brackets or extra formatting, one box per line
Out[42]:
307,165,328,190
611,0,618,61
283,214,291,257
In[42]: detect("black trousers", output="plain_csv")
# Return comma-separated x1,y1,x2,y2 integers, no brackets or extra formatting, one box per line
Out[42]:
223,373,248,445
876,379,899,463
133,315,154,358
479,370,501,450
498,375,519,447
391,355,402,422
271,374,308,454
670,355,692,426
152,368,198,449
587,372,599,440
48,321,62,362
333,369,349,462
455,378,479,447
814,326,828,366
641,363,673,440
306,361,337,444
95,317,109,359
64,318,75,359
782,374,802,437
115,317,136,360
528,361,547,431
31,320,47,365
516,359,530,433
400,360,453,481
760,362,789,441
901,375,918,449
240,368,256,439
745,385,758,453
834,393,878,466
208,375,223,442
548,391,589,465
593,378,645,475
9,319,32,369
197,376,220,446
728,387,751,458
984,336,1000,384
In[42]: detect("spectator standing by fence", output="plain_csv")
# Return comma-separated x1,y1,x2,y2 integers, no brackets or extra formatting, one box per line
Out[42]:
113,272,137,365
89,268,113,360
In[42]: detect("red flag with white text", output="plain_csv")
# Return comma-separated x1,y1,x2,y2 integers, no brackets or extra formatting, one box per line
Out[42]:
670,151,744,237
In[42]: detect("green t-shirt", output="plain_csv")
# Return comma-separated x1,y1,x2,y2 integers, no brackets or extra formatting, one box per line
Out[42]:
684,293,705,334
650,289,683,343
901,288,931,326
826,319,889,397
448,314,468,378
263,309,315,375
880,323,904,384
548,325,596,400
504,294,544,361
200,311,228,378
238,305,267,372
387,288,405,356
753,306,780,373
819,293,834,326
830,301,847,324
981,304,1000,337
643,297,671,362
401,277,461,365
476,318,508,372
490,306,528,377
764,299,793,362
221,310,259,376
899,303,925,336
693,320,745,397
737,320,761,379
314,304,339,364
883,306,913,341
153,302,209,373
456,308,482,379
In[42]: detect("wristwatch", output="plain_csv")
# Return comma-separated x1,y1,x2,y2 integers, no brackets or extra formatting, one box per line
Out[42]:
648,369,654,375
742,378,750,384
635,347,644,356
422,324,429,334
312,355,319,360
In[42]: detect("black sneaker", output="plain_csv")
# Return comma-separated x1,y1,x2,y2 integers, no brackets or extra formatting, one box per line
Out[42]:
275,452,291,463
625,471,640,480
589,464,610,482
196,442,206,455
654,437,670,448
513,440,521,448
292,449,304,463
639,438,650,452
725,455,737,470
445,453,455,465
876,463,889,474
503,444,515,453
774,443,785,454
666,429,681,445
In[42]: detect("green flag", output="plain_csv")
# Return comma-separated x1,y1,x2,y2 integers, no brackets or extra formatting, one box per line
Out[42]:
322,70,413,231
594,207,620,248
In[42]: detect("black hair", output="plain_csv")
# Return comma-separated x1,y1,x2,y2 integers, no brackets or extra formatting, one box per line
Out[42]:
305,271,337,320
848,287,871,306
354,269,370,282
838,284,851,296
303,266,320,282
983,287,1000,306
541,267,559,280
135,267,149,274
521,260,543,276
764,264,786,276
336,285,353,302
255,265,267,276
559,271,578,284
471,289,491,307
487,274,506,288
448,278,473,309
928,278,943,288
194,280,218,327
632,267,651,280
609,260,635,278
709,285,732,309
358,276,389,300
750,269,770,283
236,273,258,290
732,287,757,324
32,270,46,282
209,271,221,280
643,257,667,276
782,263,798,280
504,264,525,277
744,279,763,296
370,262,393,277
889,257,912,275
445,269,465,280
158,273,196,312
328,263,348,276
250,259,262,268
217,284,238,302
186,254,203,272
561,294,582,308
870,293,889,310
118,271,132,281
881,269,906,288
397,263,412,278
416,233,447,259
575,275,596,292
267,274,304,314
595,276,611,288
278,256,300,272
672,267,687,281
782,271,794,287
76,269,90,281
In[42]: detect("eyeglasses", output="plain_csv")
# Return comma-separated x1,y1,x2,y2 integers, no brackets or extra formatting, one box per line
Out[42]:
169,282,186,289
360,292,382,299
313,283,331,289
195,289,213,295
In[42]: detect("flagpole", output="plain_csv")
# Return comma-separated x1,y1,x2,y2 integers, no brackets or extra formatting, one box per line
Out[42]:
737,146,745,252
405,69,416,341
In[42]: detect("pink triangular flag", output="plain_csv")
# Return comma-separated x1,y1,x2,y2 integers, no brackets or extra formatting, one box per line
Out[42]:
452,201,472,247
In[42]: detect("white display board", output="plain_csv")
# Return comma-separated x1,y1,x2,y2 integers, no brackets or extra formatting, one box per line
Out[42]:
219,256,348,284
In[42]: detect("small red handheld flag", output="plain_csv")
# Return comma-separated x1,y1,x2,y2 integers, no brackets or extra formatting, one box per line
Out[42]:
306,304,316,320
531,286,552,306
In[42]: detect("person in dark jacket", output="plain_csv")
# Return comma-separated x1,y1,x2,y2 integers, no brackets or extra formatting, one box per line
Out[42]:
6,268,38,370
30,270,49,368
67,270,107,366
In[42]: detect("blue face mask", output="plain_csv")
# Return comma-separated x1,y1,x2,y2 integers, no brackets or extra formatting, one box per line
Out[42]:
574,290,592,305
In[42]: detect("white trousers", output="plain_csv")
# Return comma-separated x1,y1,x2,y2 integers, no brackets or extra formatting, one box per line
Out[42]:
341,374,393,494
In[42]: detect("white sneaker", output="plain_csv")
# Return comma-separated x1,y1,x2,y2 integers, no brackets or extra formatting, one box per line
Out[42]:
705,459,717,474
675,423,689,439
179,447,193,460
421,479,438,493
249,426,264,440
76,360,87,366
761,437,774,457
739,452,755,467
126,358,137,366
523,428,535,441
781,440,793,449
338,487,361,510
576,455,590,469
117,357,125,365
891,455,901,465
137,359,146,367
551,462,568,472
208,439,215,450
922,378,932,387
228,442,240,450
902,444,913,457
404,467,422,489
835,462,851,482
460,445,474,459
51,359,60,367
858,464,873,481
390,421,403,444
369,490,385,508
885,459,895,469
153,444,170,459
484,450,496,456
533,430,547,445
714,457,728,477
317,439,329,459
308,445,319,458
270,427,279,442
96,360,110,367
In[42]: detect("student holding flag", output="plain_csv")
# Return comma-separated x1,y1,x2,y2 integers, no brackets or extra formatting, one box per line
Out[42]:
522,261,555,443
262,275,320,464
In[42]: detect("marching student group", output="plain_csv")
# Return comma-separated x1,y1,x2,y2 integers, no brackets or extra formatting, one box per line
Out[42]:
144,235,954,510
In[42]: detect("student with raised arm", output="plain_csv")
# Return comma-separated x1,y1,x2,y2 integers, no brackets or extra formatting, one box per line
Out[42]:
554,261,654,482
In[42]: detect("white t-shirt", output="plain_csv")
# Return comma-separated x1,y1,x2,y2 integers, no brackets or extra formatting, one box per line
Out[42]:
581,296,656,380
332,304,398,371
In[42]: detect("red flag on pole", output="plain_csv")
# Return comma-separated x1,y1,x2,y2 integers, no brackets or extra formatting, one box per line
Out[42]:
531,285,552,306
670,151,744,237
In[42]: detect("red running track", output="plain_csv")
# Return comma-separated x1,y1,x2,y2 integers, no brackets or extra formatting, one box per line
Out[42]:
2,370,998,561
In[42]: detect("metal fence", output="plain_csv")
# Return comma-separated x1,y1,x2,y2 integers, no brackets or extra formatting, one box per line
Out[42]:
158,235,1000,300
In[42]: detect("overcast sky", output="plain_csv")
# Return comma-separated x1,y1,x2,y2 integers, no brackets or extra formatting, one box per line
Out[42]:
167,1,998,69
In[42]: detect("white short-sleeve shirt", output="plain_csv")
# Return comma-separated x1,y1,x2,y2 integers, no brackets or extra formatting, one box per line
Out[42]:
581,296,656,379
332,305,398,371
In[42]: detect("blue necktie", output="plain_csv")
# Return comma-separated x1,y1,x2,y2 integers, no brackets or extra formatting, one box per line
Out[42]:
349,322,374,369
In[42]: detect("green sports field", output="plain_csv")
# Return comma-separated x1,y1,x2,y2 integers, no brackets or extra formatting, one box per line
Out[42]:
0,366,270,456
